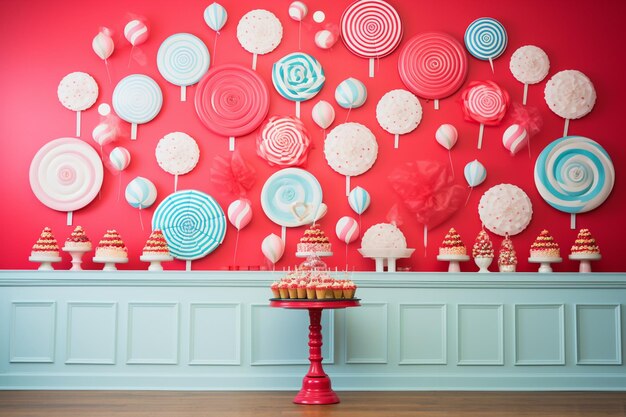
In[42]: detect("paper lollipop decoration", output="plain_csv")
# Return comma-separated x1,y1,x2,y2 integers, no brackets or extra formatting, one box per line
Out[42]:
261,233,285,268
257,116,311,167
335,77,367,112
544,70,596,136
195,64,270,151
464,17,507,73
341,0,403,77
388,160,464,252
315,28,339,49
228,198,252,265
398,32,468,109
112,74,163,140
155,132,200,191
92,28,114,83
272,52,325,118
152,190,227,270
435,124,458,175
109,146,131,171
125,176,157,230
464,159,486,205
237,9,283,70
348,186,371,215
288,1,308,49
324,122,378,194
312,100,335,133
336,215,359,269
29,137,103,225
92,119,119,149
58,72,98,137
461,80,509,149
210,149,256,197
204,3,227,63
376,89,422,148
509,45,549,105
534,136,614,229
157,33,210,101
478,184,533,236
124,19,148,66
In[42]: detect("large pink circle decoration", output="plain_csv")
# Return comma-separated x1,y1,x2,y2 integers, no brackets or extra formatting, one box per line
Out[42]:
398,32,468,109
341,0,402,77
257,116,311,167
461,80,509,149
478,183,533,236
29,137,103,213
194,64,270,151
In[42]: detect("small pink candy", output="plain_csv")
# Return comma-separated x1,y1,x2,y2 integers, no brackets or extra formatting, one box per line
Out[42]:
315,29,338,49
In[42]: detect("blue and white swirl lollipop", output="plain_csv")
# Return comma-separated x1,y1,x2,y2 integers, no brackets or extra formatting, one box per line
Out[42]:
157,33,210,102
464,17,507,73
112,74,163,140
534,136,615,229
272,52,325,118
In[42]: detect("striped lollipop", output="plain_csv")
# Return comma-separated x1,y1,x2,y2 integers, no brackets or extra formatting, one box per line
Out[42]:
157,33,210,101
534,136,614,229
464,17,507,73
461,81,509,149
112,74,163,140
335,77,367,110
272,52,325,118
341,0,403,77
257,116,311,167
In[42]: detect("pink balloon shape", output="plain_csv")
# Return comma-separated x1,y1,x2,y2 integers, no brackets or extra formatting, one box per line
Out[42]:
335,216,359,244
435,124,458,150
262,233,284,264
228,198,252,230
124,19,149,46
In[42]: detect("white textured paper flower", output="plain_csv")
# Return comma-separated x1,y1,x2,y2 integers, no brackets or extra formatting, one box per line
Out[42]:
544,70,596,119
155,132,200,175
509,45,550,84
361,223,407,249
324,122,378,176
376,89,423,135
478,183,533,236
237,9,283,54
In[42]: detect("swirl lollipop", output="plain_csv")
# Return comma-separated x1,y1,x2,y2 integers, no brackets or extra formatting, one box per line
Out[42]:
341,0,403,77
157,33,210,101
155,132,200,191
464,17,507,73
376,89,422,148
398,32,468,110
237,9,283,70
461,81,509,149
57,72,98,137
204,3,228,63
509,45,549,105
195,64,270,151
257,116,311,167
544,70,596,136
534,136,614,229
272,52,325,118
112,74,163,140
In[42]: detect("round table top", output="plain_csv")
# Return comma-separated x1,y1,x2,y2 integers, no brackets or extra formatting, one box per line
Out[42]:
270,298,361,309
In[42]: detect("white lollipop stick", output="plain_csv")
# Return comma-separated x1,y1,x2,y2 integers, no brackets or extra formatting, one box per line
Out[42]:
67,211,73,226
489,57,494,74
570,213,576,230
345,176,351,196
563,119,570,137
76,111,81,137
229,136,235,151
281,226,286,244
186,260,192,271
423,225,428,257
394,134,399,149
448,150,455,178
131,123,138,140
434,99,440,110
369,58,375,78
295,101,301,119
478,124,485,149
181,86,187,102
522,83,529,106
174,174,179,192
252,53,258,70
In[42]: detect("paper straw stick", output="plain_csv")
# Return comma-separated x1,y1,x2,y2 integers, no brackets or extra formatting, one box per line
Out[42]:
229,137,235,151
369,58,375,78
181,86,187,102
570,213,576,230
423,225,428,257
213,32,219,65
489,57,494,74
252,53,258,70
434,99,440,110
295,101,301,119
174,174,178,192
394,134,399,149
523,83,529,105
139,207,144,231
186,260,192,271
478,124,485,149
345,176,350,196
563,119,570,137
67,211,73,226
131,123,138,140
281,226,286,244
76,111,81,137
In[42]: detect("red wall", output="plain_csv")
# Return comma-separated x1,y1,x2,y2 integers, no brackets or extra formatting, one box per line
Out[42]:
1,0,624,272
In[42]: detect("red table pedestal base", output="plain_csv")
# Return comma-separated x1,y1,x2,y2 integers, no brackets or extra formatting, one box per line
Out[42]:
294,375,339,405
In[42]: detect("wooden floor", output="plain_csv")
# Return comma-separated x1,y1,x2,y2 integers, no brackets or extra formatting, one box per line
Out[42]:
0,391,625,417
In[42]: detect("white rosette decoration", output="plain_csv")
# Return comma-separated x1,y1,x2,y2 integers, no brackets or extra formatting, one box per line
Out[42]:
509,45,549,105
375,89,422,148
237,9,283,70
478,183,533,236
544,70,596,136
155,132,200,191
257,115,311,167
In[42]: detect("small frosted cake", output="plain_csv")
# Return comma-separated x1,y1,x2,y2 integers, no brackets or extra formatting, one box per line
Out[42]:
297,223,332,253
361,223,407,249
472,230,494,258
95,229,128,259
31,227,60,257
64,226,92,251
570,228,600,255
498,235,517,272
439,228,466,256
530,229,560,258
142,229,170,257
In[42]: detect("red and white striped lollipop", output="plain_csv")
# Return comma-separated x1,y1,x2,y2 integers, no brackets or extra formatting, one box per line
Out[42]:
461,81,509,149
257,116,311,167
341,0,402,77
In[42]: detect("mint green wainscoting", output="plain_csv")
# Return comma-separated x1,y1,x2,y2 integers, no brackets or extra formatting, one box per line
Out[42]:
1,271,624,390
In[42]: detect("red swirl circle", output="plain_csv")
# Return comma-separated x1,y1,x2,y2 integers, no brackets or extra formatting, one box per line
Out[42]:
195,64,270,138
257,116,311,167
341,0,402,59
461,81,509,125
398,32,468,100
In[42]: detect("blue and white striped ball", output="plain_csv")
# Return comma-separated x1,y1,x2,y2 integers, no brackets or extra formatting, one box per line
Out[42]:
335,77,367,109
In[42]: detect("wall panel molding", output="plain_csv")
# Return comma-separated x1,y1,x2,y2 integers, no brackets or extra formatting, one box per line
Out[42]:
575,304,622,365
345,303,388,364
457,304,504,366
66,302,117,365
126,302,179,365
9,301,56,363
398,304,447,365
514,304,565,366
189,303,241,365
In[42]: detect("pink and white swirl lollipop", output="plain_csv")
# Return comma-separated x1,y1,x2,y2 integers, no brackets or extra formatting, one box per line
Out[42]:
509,45,549,105
341,0,403,77
461,80,509,149
257,116,311,167
57,72,99,137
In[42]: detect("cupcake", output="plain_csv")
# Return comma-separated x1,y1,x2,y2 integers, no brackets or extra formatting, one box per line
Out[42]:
343,280,356,299
288,281,298,299
270,281,280,298
315,283,328,300
278,281,289,299
31,227,60,258
530,230,560,258
306,281,317,299
332,281,343,299
297,280,307,299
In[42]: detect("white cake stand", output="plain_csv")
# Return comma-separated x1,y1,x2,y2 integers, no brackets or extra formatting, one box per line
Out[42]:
28,254,62,271
358,248,415,272
140,253,174,271
528,256,562,273
436,254,470,272
62,247,91,271
569,253,601,273
93,257,128,271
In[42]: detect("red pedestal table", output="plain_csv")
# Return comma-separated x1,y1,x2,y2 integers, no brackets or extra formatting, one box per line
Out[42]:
269,298,361,405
